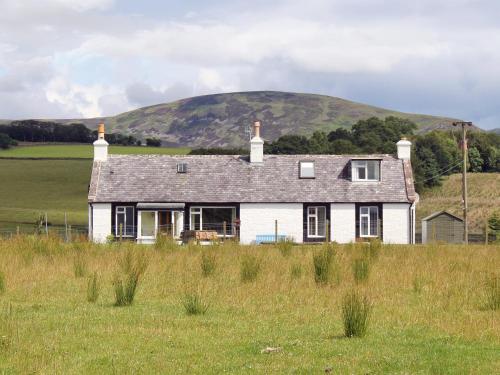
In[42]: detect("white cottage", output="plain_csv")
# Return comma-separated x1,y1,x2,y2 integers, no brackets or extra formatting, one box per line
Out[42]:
88,122,418,244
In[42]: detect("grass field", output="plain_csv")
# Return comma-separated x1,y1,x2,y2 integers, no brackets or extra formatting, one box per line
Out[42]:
0,159,91,232
0,144,191,159
0,238,498,373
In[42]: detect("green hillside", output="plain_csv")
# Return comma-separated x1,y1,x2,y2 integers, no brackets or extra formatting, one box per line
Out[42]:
0,144,190,159
417,173,500,233
0,159,90,232
50,91,461,148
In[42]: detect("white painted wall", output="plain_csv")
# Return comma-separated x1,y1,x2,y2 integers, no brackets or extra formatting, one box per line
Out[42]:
331,203,356,243
91,203,112,243
239,203,303,244
383,203,410,244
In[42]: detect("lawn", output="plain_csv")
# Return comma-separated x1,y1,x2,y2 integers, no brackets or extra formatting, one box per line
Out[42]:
0,238,498,373
0,144,191,159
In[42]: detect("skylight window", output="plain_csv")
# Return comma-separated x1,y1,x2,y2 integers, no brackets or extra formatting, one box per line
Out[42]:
299,161,315,178
176,163,187,173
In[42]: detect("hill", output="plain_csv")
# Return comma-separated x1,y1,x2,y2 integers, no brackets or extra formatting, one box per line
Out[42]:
8,91,465,148
417,173,500,233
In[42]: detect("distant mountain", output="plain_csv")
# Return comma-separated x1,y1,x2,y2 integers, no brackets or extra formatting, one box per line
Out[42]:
489,128,500,135
4,91,469,148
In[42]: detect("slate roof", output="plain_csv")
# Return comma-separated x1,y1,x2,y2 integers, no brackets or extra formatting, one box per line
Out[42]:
88,154,417,204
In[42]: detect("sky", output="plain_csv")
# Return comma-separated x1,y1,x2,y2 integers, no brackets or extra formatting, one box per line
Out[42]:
0,0,499,130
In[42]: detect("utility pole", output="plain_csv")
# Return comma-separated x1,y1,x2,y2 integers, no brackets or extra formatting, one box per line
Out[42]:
453,121,472,245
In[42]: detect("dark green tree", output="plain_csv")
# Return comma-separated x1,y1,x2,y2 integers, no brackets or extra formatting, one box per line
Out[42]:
309,131,330,154
468,147,483,172
0,133,17,149
488,211,500,234
266,135,310,154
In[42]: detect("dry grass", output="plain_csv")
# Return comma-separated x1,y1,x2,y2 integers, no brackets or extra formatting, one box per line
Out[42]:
0,235,499,373
417,173,500,232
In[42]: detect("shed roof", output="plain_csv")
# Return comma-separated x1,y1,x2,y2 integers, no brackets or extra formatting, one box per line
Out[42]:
88,154,417,204
422,211,464,222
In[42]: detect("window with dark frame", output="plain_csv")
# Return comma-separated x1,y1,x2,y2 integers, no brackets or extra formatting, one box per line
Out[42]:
115,206,134,237
299,161,315,178
189,207,236,235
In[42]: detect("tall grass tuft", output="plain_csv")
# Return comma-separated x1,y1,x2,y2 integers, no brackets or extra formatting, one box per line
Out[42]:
413,274,425,294
277,239,293,257
342,290,372,338
313,244,335,284
86,271,100,303
240,254,261,282
290,263,302,280
154,235,178,252
485,274,500,310
0,303,15,351
0,271,5,294
182,292,209,315
201,252,217,277
353,258,370,284
114,251,149,306
368,238,382,261
73,254,87,278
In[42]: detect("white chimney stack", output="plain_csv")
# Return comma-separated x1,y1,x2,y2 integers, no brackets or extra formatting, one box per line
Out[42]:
397,137,411,160
93,123,108,161
250,120,264,163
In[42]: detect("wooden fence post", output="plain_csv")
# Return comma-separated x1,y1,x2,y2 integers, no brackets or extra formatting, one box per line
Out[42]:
45,212,48,236
275,219,278,243
16,226,19,236
119,223,123,241
223,221,227,241
485,219,489,245
326,219,330,242
64,212,68,242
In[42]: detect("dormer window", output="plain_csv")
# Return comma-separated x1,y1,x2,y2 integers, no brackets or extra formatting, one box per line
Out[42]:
352,160,380,181
177,163,187,173
299,161,315,178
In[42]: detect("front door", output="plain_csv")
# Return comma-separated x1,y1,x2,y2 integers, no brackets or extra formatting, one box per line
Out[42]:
158,211,172,236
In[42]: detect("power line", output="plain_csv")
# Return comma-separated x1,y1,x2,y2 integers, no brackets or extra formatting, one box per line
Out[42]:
415,159,464,184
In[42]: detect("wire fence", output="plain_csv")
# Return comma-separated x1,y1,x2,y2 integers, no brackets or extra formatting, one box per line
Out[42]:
0,220,496,244
0,225,88,241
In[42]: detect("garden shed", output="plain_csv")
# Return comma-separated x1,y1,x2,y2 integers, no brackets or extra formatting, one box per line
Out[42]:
421,211,464,243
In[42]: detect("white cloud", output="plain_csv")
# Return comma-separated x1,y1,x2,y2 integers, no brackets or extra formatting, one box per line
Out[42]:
46,76,114,118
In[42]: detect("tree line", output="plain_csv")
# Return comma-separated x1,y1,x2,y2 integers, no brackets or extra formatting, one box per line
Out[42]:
0,120,162,148
264,117,499,191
